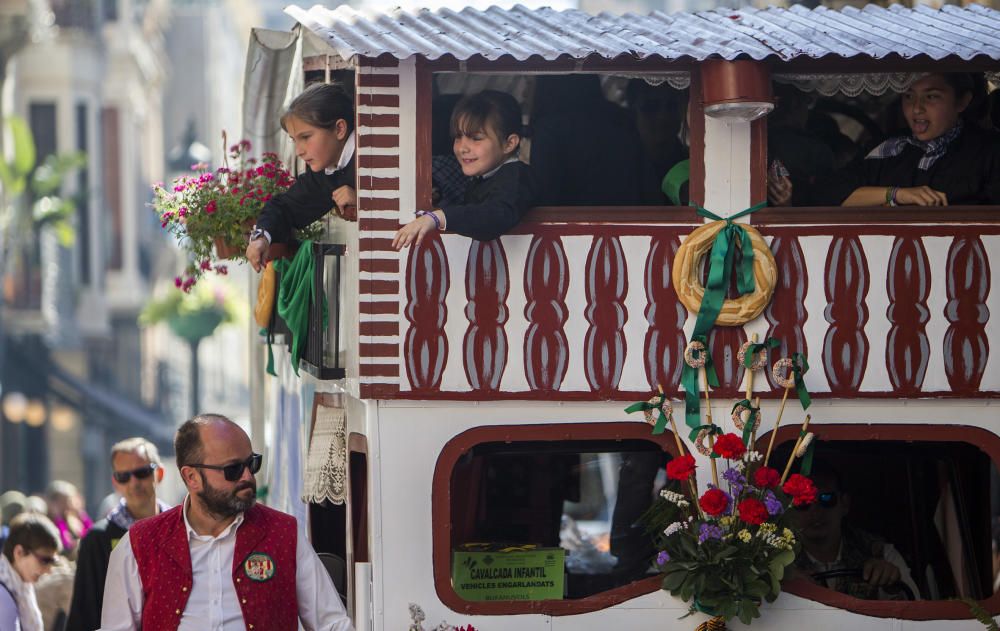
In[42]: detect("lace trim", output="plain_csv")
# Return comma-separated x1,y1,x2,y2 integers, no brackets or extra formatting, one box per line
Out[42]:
301,405,347,505
773,72,923,97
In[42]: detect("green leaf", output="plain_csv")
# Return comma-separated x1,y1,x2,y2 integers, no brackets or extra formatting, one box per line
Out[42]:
662,570,688,592
7,116,36,179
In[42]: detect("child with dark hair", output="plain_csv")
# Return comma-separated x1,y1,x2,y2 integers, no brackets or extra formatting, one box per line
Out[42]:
246,82,356,271
0,513,61,631
393,89,538,249
771,73,1000,207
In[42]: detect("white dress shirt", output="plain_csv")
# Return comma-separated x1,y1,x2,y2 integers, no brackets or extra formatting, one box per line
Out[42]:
98,497,353,631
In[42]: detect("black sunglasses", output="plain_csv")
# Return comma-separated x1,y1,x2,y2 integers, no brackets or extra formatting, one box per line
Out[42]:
113,463,159,484
189,453,262,482
796,491,839,511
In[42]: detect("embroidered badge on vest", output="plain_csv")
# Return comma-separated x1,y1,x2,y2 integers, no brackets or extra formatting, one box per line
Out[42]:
243,552,275,581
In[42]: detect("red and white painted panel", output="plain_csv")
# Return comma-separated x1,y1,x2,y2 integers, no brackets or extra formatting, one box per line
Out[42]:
355,57,409,398
397,222,1000,400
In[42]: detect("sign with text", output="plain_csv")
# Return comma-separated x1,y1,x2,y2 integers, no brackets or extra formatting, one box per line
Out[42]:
452,546,565,601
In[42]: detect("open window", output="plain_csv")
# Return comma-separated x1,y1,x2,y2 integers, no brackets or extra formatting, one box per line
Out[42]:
764,71,1000,214
432,422,680,615
429,71,692,211
764,423,1000,620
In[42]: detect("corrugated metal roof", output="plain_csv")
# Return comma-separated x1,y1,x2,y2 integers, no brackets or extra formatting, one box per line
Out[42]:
285,3,1000,63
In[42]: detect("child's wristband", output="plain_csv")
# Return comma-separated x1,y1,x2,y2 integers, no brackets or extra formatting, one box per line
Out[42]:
886,186,899,207
416,210,441,230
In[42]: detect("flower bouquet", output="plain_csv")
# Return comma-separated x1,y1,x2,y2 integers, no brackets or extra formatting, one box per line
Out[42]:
642,429,817,626
152,138,323,291
630,338,818,628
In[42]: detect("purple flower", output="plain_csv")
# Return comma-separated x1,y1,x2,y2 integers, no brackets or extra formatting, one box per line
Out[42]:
764,490,783,516
723,468,746,496
656,551,670,565
698,523,724,544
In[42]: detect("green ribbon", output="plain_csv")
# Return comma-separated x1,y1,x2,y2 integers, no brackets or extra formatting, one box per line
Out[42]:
743,337,780,369
681,202,767,431
731,399,759,445
688,423,722,444
791,352,811,410
624,393,671,435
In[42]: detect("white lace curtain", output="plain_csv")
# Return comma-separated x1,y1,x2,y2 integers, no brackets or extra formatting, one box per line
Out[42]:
302,404,348,505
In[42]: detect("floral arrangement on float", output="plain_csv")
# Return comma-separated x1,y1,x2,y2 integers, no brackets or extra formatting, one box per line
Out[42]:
151,136,322,291
626,204,817,629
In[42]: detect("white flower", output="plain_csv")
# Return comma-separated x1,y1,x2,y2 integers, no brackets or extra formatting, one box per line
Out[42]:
664,521,686,536
660,489,690,508
745,450,763,463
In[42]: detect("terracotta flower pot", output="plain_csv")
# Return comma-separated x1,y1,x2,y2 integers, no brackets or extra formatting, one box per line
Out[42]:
213,219,256,260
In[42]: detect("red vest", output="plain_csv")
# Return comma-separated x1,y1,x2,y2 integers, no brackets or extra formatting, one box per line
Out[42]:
129,503,298,631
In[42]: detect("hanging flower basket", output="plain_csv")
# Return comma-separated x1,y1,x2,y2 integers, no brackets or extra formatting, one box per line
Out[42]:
152,137,323,291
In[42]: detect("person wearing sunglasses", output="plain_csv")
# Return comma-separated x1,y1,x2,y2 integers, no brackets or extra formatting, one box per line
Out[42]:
99,413,353,631
791,463,920,600
66,438,169,631
0,512,62,631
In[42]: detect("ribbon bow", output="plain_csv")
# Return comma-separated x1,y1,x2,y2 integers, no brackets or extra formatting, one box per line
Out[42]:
743,337,780,369
624,392,673,435
681,203,767,430
791,352,811,410
731,398,760,445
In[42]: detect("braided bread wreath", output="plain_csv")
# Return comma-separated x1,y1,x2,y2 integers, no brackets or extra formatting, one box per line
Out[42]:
671,221,778,325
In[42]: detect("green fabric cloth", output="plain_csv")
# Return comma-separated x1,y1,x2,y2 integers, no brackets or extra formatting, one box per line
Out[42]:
271,240,327,377
661,159,690,206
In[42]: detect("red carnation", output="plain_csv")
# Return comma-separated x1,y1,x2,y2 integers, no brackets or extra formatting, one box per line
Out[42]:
737,498,768,525
700,488,730,517
753,466,781,489
782,474,817,506
713,433,746,459
666,454,697,481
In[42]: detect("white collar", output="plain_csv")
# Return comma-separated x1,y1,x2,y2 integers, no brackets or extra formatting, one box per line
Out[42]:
324,131,356,175
182,494,244,541
481,156,518,180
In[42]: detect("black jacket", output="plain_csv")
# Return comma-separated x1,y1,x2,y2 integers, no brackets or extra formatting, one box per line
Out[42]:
800,127,1000,206
256,157,356,244
442,161,538,241
65,518,127,631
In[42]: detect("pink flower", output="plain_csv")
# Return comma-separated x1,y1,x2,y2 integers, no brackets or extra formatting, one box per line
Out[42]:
174,276,183,287
199,260,211,271
205,200,217,214
214,265,228,275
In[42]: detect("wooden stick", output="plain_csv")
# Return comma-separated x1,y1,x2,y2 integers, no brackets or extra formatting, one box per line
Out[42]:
764,384,792,467
658,384,688,458
780,415,812,484
701,366,719,487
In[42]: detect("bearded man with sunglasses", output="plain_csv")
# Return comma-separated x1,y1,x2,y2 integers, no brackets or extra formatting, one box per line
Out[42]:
66,437,169,631
98,413,353,631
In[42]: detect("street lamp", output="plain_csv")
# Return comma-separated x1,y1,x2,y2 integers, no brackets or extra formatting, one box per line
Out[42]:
2,391,27,422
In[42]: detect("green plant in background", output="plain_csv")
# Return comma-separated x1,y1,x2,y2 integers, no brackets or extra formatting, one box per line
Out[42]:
140,279,244,416
0,114,86,288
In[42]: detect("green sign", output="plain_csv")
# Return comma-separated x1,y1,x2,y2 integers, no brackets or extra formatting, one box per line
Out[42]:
453,547,565,602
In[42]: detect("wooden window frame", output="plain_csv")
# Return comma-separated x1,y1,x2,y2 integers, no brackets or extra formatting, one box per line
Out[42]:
431,422,680,615
763,422,1000,620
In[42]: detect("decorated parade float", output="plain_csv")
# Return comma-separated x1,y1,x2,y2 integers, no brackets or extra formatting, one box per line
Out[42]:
232,3,1000,629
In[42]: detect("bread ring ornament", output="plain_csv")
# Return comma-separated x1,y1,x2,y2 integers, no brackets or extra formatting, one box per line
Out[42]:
671,220,777,325
642,397,674,426
737,340,768,370
731,401,760,433
772,357,795,388
694,428,714,456
684,340,707,368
